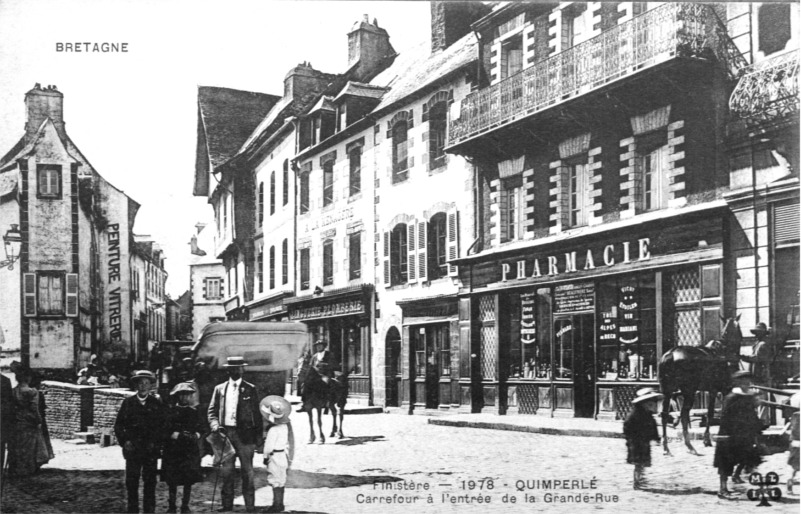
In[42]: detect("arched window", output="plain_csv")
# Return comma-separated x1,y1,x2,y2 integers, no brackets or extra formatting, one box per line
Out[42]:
282,239,288,285
258,182,264,224
427,212,448,279
270,171,276,215
269,246,276,290
392,120,409,181
282,159,289,206
390,223,408,285
428,102,447,168
257,249,264,293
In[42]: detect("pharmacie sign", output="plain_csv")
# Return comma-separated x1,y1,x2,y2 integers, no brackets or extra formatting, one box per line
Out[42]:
500,238,651,282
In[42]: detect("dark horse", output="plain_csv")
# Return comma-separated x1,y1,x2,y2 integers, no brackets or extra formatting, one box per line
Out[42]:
658,315,743,455
297,353,348,444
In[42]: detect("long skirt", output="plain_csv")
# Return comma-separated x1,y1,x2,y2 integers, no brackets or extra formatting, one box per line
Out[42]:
9,423,51,476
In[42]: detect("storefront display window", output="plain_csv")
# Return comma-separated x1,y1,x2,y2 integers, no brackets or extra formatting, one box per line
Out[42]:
507,289,551,379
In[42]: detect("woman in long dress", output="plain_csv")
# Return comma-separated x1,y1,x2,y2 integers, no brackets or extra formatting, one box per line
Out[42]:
8,367,51,476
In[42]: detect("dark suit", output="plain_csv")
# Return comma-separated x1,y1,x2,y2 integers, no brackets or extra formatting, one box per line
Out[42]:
208,379,262,511
114,394,168,513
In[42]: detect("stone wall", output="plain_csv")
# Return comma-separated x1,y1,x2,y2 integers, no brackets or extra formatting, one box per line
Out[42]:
94,387,135,436
41,381,96,438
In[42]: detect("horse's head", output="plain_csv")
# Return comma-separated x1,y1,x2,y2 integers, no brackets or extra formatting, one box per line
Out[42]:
719,314,743,360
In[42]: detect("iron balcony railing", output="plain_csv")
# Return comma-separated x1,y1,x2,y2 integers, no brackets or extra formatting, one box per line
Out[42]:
729,48,799,124
448,3,743,146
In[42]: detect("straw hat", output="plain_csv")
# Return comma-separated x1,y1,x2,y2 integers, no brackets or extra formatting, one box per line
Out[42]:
170,381,198,396
222,356,248,367
260,395,291,424
632,387,663,404
130,370,156,384
731,370,753,381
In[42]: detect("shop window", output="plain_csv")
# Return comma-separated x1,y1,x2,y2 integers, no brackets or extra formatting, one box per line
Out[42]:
299,171,310,214
391,119,409,183
322,239,334,286
427,213,448,279
257,250,264,293
270,171,276,215
37,164,61,198
507,290,551,379
440,328,451,377
269,245,276,290
349,232,361,280
282,159,289,206
388,223,408,285
349,146,361,196
758,4,792,57
501,176,525,242
501,35,523,79
567,161,590,228
258,182,264,224
299,248,310,290
428,101,447,168
322,160,334,207
415,328,426,377
346,328,364,375
282,239,288,285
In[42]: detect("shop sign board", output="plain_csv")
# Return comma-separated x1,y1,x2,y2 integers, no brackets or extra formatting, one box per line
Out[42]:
289,299,364,321
249,299,287,321
554,282,595,313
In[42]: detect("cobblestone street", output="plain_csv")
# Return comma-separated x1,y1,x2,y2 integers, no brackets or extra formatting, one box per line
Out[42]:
1,413,798,513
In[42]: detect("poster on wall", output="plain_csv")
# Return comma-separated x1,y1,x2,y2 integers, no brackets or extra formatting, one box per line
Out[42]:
554,282,595,313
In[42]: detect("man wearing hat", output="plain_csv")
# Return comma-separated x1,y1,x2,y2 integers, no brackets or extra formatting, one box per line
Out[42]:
260,396,295,513
311,339,336,384
207,357,263,513
114,370,168,513
742,322,775,424
623,388,663,489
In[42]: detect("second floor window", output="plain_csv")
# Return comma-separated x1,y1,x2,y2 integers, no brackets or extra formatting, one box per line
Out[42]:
300,248,310,290
568,162,590,228
501,176,525,242
299,171,310,214
258,182,264,224
349,147,361,196
429,101,447,168
282,160,289,206
223,195,229,236
269,245,276,290
323,160,334,207
282,239,288,285
349,232,361,280
501,35,523,79
270,171,276,215
257,250,264,293
205,277,222,300
389,223,408,285
37,165,61,198
641,144,669,211
392,119,409,181
323,239,334,286
37,272,64,315
428,213,448,280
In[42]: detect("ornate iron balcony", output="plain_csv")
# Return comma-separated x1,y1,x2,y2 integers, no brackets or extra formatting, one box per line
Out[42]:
729,49,799,124
448,3,741,147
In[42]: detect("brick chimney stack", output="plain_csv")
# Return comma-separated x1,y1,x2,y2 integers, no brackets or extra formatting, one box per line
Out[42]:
283,62,336,104
430,1,490,54
347,15,395,81
25,83,66,143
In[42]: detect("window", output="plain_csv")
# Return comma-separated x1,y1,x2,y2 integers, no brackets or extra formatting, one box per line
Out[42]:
758,4,792,57
299,170,310,214
428,213,448,279
565,3,591,48
37,272,64,315
501,35,523,79
257,251,264,293
392,119,409,182
269,246,275,290
349,147,361,196
270,171,276,215
428,102,447,168
322,239,334,286
282,239,288,285
37,164,61,198
322,160,334,207
205,277,222,300
282,160,289,206
299,248,310,290
258,183,264,224
567,162,590,228
349,232,361,280
501,176,525,242
390,224,408,285
223,195,228,237
640,144,669,211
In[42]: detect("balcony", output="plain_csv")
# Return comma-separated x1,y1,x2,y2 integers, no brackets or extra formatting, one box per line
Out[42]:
729,48,799,124
448,3,743,148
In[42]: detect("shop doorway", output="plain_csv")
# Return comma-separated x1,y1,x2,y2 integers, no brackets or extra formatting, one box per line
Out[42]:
385,327,401,407
553,313,595,418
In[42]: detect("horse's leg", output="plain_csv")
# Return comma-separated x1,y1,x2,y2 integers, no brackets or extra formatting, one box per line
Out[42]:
682,392,698,455
661,394,672,456
317,406,325,444
307,409,315,444
703,390,715,447
329,404,337,438
337,402,345,438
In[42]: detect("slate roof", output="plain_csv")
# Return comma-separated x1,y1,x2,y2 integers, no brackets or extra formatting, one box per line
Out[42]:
334,81,387,102
197,86,281,170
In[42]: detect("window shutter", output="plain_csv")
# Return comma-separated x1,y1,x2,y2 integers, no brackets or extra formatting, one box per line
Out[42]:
775,202,800,244
23,273,37,316
447,209,459,276
417,221,428,282
66,273,79,317
407,222,417,283
383,231,391,286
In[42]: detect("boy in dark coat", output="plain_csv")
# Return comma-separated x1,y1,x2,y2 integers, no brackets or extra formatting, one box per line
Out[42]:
624,388,663,489
161,382,203,513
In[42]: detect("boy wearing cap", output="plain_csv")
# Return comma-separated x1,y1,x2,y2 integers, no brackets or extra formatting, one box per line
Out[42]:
114,370,168,513
261,396,295,513
623,388,663,489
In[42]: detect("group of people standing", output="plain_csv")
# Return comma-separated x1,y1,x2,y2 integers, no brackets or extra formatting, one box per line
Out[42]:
114,356,294,514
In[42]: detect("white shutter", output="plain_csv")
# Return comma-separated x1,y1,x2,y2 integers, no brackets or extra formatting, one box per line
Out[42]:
23,273,37,317
447,209,459,276
66,273,79,317
417,221,428,282
407,221,417,283
383,231,391,286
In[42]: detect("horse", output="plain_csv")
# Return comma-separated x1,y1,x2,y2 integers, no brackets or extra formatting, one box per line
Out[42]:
658,315,743,455
297,353,348,444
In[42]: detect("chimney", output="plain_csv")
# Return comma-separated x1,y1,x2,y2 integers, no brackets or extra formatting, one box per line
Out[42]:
25,83,66,143
347,15,395,81
283,62,332,103
430,1,491,54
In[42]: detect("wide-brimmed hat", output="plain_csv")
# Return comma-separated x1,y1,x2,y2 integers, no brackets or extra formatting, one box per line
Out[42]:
750,322,769,335
130,370,156,384
731,370,754,381
170,381,197,396
313,340,327,347
260,395,291,423
222,356,248,368
632,387,664,404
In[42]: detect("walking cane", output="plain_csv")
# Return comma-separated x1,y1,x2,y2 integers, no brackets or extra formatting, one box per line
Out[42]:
209,430,233,512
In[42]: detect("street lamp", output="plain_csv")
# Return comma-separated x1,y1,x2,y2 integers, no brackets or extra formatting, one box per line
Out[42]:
1,224,21,270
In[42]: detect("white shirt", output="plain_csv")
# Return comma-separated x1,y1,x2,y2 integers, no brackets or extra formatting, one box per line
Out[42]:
224,378,241,426
264,424,288,454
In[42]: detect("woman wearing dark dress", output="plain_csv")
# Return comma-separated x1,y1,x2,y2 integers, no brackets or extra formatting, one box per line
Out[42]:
161,382,203,513
624,388,663,489
714,371,763,499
